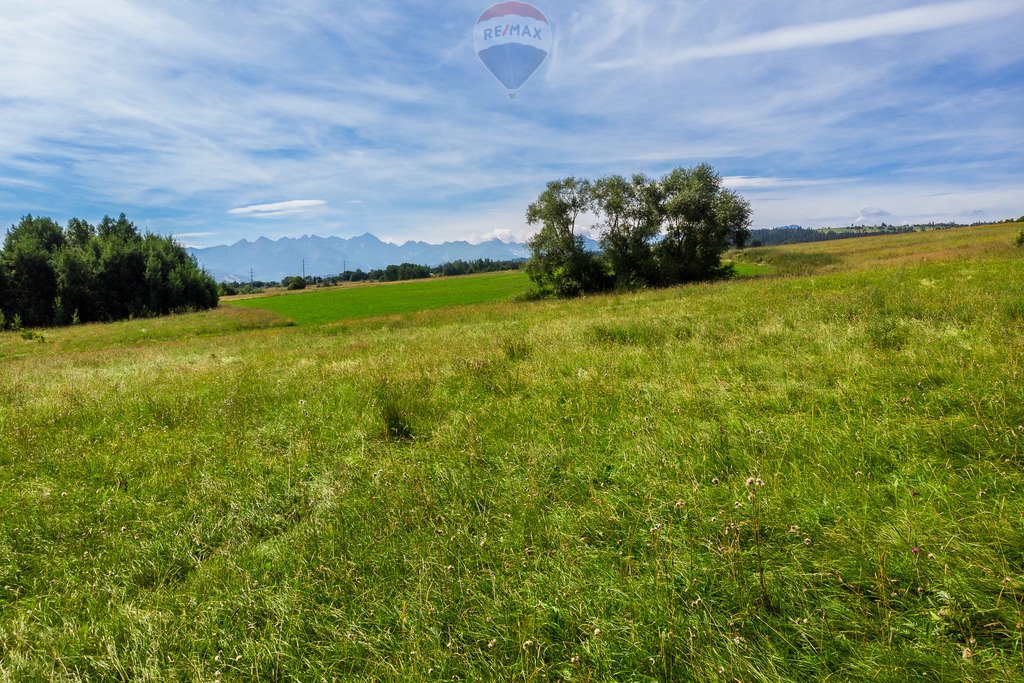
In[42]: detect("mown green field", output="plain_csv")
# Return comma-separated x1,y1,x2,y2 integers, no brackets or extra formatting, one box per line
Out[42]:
225,271,529,325
1,223,1023,681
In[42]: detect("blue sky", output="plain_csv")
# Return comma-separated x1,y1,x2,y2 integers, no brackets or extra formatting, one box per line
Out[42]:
1,0,1022,247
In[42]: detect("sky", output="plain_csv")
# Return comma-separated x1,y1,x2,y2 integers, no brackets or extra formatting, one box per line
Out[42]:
1,0,1022,247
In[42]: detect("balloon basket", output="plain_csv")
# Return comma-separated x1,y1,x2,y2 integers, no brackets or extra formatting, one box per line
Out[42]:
508,92,518,101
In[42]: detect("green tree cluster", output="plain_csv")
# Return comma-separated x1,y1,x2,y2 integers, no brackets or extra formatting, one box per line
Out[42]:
525,164,752,296
311,259,524,288
0,214,218,328
282,276,308,290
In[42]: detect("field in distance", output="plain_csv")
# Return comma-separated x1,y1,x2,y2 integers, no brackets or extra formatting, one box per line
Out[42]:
224,270,528,325
1,222,1022,680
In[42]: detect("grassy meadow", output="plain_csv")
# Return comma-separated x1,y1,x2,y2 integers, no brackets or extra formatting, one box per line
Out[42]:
224,271,528,326
1,223,1023,680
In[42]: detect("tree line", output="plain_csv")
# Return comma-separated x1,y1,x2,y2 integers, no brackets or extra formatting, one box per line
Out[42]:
0,214,218,329
749,215,1024,248
219,258,525,295
747,225,917,247
524,164,751,297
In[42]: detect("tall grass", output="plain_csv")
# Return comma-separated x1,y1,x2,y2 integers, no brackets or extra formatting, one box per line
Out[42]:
0,223,1022,680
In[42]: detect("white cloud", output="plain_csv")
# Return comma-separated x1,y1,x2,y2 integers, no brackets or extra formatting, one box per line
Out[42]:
859,208,892,218
467,228,531,244
853,207,893,225
228,200,327,217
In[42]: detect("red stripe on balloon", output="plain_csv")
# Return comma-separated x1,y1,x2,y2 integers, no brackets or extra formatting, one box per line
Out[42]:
477,2,548,23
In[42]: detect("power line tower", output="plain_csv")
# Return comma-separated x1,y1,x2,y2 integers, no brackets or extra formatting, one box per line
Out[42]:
250,268,254,285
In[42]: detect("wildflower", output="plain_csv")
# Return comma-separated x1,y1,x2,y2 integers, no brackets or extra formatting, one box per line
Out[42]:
745,477,755,487
488,639,496,649
789,525,801,534
593,628,601,636
912,547,920,556
522,640,534,650
855,471,863,478
711,477,720,485
962,647,973,660
748,492,756,502
571,655,580,664
927,553,936,560
755,478,764,487
674,500,685,509
734,501,743,510
804,538,812,546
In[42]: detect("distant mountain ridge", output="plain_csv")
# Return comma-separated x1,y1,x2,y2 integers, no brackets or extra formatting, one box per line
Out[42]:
187,233,550,282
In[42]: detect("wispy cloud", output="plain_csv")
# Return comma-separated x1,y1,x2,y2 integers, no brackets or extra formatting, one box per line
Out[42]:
597,0,1024,69
0,2,1021,245
723,177,848,190
228,200,327,217
174,231,217,238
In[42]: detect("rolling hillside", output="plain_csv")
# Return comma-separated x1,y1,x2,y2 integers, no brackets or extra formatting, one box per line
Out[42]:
1,223,1022,680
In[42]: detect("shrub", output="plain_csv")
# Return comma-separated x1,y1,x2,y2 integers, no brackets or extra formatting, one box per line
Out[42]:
1015,229,1024,247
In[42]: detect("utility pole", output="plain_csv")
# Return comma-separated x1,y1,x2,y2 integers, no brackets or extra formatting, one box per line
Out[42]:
250,268,254,285
302,259,306,279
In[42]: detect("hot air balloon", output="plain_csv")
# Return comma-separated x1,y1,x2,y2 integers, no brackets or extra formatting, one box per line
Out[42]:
473,2,551,100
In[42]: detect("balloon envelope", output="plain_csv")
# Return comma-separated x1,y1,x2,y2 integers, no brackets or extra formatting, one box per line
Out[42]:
474,2,551,96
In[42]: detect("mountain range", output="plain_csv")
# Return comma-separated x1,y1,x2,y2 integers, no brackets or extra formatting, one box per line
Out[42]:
188,228,817,283
187,233,553,282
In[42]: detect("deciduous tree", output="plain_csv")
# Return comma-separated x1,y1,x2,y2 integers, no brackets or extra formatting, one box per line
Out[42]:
524,177,607,296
